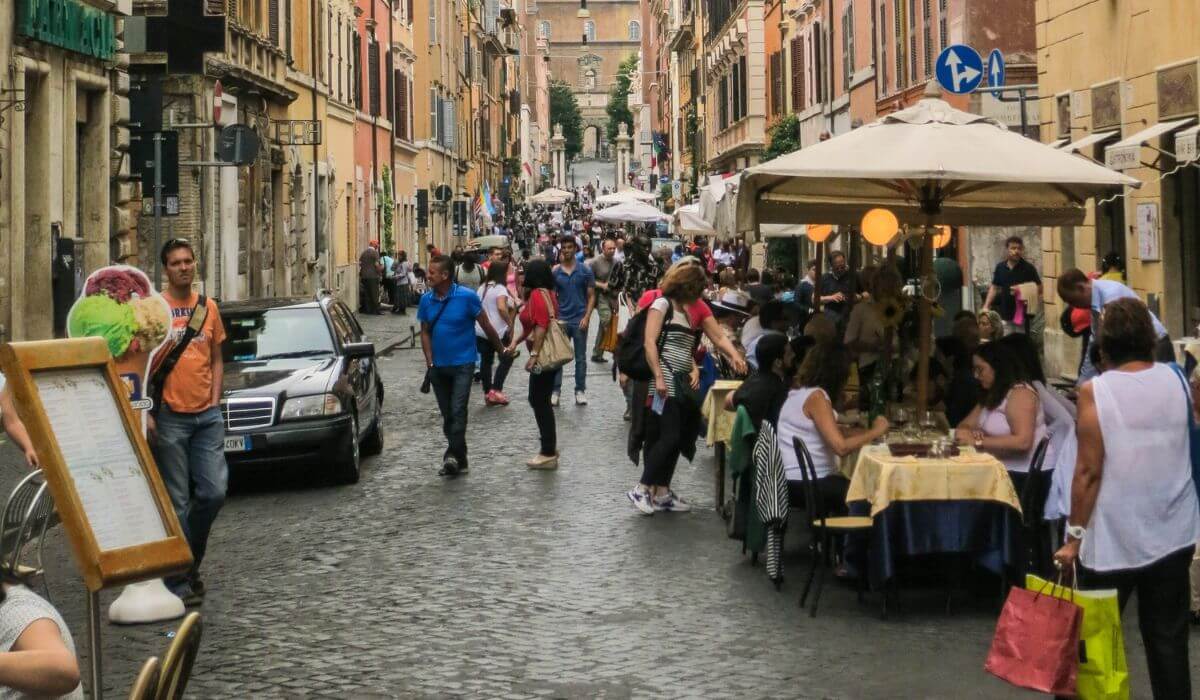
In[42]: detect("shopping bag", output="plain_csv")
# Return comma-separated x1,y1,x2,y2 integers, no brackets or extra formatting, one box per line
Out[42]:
984,582,1082,696
1027,574,1129,700
599,312,620,352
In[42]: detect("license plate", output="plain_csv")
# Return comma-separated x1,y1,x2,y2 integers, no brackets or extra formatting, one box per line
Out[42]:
223,435,251,452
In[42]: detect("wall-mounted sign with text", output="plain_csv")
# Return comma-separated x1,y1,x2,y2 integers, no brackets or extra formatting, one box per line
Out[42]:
17,0,117,60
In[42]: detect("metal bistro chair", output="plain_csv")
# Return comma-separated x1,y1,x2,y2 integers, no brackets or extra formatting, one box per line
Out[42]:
127,657,160,700
0,470,59,600
1018,437,1053,578
792,437,873,618
155,612,203,700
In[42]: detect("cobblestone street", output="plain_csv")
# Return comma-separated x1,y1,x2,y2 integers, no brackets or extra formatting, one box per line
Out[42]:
0,311,1193,697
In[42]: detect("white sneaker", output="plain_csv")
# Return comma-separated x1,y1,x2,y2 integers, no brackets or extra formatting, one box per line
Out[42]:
627,488,655,515
550,392,560,407
652,491,692,513
575,391,588,406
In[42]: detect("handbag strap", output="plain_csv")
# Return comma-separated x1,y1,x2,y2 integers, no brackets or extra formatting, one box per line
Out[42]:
1168,363,1196,426
426,284,457,335
151,294,208,390
539,289,557,321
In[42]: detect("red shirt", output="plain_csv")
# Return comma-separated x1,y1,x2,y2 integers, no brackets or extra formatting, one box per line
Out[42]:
636,289,713,328
519,289,558,348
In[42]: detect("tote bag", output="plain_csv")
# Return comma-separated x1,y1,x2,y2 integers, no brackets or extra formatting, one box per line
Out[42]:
532,290,574,373
985,580,1082,696
1027,574,1129,700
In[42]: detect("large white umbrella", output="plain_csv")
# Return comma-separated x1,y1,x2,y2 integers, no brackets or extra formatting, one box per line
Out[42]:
736,83,1139,415
595,188,658,206
592,201,670,224
674,203,715,236
528,187,574,205
737,86,1139,231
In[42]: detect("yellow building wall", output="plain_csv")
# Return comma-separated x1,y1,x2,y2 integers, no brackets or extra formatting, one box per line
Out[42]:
1036,0,1200,376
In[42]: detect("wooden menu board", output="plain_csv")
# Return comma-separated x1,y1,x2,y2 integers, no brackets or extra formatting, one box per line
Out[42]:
0,338,192,592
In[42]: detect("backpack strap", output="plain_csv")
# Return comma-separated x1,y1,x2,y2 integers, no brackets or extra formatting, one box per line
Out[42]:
149,294,209,413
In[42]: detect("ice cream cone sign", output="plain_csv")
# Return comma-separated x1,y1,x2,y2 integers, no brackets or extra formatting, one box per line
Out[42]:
67,266,171,428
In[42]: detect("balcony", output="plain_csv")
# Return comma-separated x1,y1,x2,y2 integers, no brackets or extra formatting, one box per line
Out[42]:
668,0,694,51
711,115,764,163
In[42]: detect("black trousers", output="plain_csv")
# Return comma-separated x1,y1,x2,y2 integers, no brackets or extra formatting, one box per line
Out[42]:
361,278,381,314
393,284,409,313
640,396,700,487
477,336,513,393
382,278,398,307
528,369,557,456
1081,545,1194,700
787,476,850,517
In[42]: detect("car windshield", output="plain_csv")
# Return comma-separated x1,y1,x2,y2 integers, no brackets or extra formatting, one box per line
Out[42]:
223,307,335,362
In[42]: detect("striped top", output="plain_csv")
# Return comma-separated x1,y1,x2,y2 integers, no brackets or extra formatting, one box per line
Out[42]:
651,297,697,398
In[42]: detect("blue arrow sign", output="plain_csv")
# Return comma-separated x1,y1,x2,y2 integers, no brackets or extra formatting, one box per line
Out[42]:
987,49,1006,88
935,44,984,94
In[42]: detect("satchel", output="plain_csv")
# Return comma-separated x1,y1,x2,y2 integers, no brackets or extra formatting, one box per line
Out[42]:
419,287,456,393
1167,363,1200,505
532,290,574,373
985,577,1083,696
146,295,208,415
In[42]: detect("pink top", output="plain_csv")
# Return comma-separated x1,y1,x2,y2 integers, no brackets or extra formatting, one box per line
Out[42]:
976,383,1047,474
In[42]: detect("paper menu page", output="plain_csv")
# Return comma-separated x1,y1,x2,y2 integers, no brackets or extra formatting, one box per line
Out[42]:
35,369,167,552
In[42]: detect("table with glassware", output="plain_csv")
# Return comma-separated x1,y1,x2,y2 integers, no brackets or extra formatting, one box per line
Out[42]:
700,380,744,513
839,411,1025,591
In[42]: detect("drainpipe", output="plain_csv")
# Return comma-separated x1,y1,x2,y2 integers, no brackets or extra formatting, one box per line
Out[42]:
389,10,397,252
313,0,322,293
370,1,380,241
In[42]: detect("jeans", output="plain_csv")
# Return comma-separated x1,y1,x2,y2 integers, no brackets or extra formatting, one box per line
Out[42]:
552,321,589,393
528,369,557,456
477,335,513,393
592,297,614,359
152,405,227,580
429,363,474,468
1081,545,1194,700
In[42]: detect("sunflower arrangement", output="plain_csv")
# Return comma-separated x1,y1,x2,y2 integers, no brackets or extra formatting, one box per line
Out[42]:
877,296,908,329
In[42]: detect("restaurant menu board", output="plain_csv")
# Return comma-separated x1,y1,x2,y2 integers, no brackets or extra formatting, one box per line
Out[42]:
36,369,168,550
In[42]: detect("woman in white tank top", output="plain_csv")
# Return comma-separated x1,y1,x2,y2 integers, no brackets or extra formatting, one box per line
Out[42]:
1054,298,1200,699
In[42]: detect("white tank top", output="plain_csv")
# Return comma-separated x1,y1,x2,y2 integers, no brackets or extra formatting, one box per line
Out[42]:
1082,364,1200,571
777,387,838,480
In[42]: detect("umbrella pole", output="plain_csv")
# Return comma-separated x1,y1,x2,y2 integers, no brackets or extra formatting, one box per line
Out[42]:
814,242,824,314
916,228,933,416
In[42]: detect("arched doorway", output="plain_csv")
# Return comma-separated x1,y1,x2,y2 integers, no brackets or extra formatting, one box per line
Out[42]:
582,124,603,159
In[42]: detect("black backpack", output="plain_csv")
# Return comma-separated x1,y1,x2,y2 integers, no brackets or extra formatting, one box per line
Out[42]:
617,303,699,381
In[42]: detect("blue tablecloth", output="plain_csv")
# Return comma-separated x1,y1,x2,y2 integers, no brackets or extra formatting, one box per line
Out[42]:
846,499,1024,590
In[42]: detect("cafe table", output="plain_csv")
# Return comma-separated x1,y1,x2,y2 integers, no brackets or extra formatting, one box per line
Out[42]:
700,380,743,514
843,443,1024,591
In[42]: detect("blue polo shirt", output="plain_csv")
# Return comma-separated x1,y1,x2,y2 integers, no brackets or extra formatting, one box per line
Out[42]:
553,263,595,324
417,284,483,367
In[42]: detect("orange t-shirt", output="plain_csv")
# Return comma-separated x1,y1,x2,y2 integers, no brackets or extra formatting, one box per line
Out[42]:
160,293,226,414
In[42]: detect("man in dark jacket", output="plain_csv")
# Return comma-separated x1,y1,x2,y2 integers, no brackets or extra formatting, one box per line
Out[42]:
728,334,793,429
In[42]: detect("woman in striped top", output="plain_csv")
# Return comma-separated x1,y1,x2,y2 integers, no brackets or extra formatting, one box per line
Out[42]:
627,262,745,514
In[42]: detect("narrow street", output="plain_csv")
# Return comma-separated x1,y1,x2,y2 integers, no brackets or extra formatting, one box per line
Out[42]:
0,311,1186,697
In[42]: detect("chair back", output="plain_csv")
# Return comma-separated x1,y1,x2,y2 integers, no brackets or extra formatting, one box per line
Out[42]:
155,613,203,700
0,470,57,580
128,657,160,700
1020,437,1051,525
791,436,826,531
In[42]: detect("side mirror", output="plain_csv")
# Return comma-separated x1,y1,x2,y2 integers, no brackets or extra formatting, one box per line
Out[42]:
343,341,376,359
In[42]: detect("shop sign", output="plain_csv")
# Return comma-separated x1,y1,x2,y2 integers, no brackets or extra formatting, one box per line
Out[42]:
17,0,117,60
1178,132,1199,164
1104,145,1140,171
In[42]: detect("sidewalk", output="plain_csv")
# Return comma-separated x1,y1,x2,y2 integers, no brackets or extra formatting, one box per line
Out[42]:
356,309,421,354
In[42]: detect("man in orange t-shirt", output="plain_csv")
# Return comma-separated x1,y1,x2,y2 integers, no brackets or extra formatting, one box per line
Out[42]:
148,238,227,606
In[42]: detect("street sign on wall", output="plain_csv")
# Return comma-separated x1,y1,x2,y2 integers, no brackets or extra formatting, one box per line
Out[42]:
986,49,1006,88
935,45,984,95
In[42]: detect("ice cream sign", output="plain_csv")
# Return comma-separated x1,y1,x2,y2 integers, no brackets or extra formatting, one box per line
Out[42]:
67,266,171,413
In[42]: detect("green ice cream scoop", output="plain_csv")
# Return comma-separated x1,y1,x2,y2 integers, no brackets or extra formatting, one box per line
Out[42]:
68,294,138,358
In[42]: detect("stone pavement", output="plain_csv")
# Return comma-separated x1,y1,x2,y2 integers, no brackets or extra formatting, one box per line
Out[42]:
0,308,1193,697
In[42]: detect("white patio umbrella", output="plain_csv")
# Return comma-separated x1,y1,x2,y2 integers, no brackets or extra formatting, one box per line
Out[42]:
674,204,715,236
737,85,1139,231
528,187,574,205
736,83,1139,413
595,188,658,206
592,201,670,224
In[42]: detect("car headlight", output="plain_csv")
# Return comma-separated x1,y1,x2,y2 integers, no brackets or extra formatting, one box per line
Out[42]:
280,393,344,420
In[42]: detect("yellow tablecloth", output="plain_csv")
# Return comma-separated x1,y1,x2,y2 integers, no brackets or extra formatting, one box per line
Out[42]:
700,380,743,446
845,445,1022,518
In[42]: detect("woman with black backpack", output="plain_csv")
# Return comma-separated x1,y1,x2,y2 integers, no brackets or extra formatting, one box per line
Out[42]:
625,261,747,515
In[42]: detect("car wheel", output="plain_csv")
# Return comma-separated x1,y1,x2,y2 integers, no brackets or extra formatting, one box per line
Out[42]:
361,405,384,456
333,413,361,485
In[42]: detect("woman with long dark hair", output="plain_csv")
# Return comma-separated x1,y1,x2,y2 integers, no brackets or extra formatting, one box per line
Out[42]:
509,260,559,469
476,261,516,406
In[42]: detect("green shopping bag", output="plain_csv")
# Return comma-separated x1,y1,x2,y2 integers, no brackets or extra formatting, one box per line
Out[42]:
1026,575,1129,700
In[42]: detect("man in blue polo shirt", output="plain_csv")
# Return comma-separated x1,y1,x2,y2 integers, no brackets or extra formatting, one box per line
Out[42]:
419,255,509,477
552,236,596,406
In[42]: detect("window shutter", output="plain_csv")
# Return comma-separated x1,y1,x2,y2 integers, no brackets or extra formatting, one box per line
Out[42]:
431,89,439,142
791,36,804,110
813,25,823,103
269,0,279,46
395,71,408,139
352,32,362,109
385,51,394,125
739,55,748,118
894,0,903,88
407,0,413,25
368,40,381,116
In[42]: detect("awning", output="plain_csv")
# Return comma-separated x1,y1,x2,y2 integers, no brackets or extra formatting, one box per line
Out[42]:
1047,137,1069,149
1176,124,1200,163
1059,130,1119,154
1104,118,1197,170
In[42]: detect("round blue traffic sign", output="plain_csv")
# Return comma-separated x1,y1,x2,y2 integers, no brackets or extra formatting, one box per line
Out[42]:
987,49,1006,87
935,44,984,95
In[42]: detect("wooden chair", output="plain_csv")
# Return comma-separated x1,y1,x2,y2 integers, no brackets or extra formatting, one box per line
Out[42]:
128,657,160,700
792,437,873,618
155,613,203,700
0,470,59,600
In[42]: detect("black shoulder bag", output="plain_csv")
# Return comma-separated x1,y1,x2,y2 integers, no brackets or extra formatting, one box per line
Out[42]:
419,286,455,394
147,295,209,415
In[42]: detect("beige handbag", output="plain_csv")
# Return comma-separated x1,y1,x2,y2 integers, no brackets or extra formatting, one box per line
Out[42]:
532,290,575,373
